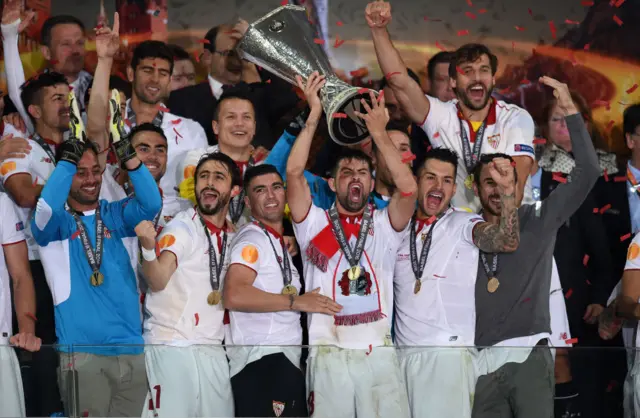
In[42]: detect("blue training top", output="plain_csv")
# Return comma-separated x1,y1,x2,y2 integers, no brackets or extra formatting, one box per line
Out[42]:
31,161,161,355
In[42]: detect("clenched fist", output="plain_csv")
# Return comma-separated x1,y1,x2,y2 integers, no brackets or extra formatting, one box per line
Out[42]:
365,1,392,29
487,157,516,195
135,220,157,250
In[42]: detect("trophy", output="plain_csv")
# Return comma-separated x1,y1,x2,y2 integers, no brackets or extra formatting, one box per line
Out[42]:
237,5,377,146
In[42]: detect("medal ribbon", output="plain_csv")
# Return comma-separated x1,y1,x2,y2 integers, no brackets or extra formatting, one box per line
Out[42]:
409,217,439,280
480,252,499,279
125,100,164,129
32,133,57,166
458,113,488,173
228,156,255,224
199,215,227,292
327,204,373,268
69,205,105,277
255,221,293,288
627,167,640,198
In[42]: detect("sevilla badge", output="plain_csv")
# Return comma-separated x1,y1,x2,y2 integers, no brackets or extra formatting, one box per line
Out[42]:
272,401,285,417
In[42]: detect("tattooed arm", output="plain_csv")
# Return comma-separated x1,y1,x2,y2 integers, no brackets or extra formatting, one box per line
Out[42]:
472,159,520,253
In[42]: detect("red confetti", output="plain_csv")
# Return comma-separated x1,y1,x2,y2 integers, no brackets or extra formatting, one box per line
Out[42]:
377,90,385,103
194,51,201,63
433,274,446,278
565,288,573,299
157,105,170,112
478,8,488,14
621,233,632,242
565,19,580,25
173,127,183,139
594,100,611,110
433,132,440,138
197,39,211,44
498,87,511,95
466,0,473,5
604,168,609,182
626,84,638,94
583,254,589,266
385,71,401,79
522,297,532,303
401,191,414,197
606,120,615,132
515,25,526,31
26,312,37,322
599,204,612,214
465,11,477,20
332,113,348,119
357,88,369,94
583,43,591,51
280,0,288,5
593,208,599,214
456,66,465,75
520,79,531,85
435,41,447,51
615,0,625,7
552,173,567,183
366,344,373,356
528,8,533,16
124,119,132,127
170,118,182,125
613,14,623,26
336,21,343,27
614,176,627,182
457,29,470,36
266,79,271,84
565,338,578,344
50,59,59,65
333,36,345,48
581,0,594,5
194,313,199,326
426,146,433,152
533,138,547,145
350,68,367,77
549,21,557,39
510,161,517,167
401,151,417,163
314,38,325,45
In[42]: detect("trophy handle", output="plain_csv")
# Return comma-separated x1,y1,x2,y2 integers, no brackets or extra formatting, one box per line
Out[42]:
324,85,379,146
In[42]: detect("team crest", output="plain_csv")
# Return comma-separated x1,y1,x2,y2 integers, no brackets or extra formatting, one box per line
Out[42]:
104,229,112,239
487,134,501,149
272,401,285,417
163,216,173,223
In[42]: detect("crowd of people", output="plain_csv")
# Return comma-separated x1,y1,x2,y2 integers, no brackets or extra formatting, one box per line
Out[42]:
0,0,639,417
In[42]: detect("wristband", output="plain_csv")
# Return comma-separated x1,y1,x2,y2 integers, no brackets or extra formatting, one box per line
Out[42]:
141,246,157,261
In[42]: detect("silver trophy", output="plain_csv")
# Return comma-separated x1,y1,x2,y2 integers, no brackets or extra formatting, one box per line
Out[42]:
237,5,377,146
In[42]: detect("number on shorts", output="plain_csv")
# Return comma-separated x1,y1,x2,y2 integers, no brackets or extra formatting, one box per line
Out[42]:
308,391,314,415
148,384,161,410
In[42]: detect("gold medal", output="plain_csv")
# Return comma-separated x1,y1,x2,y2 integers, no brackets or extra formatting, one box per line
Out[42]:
207,290,221,306
348,266,361,281
464,174,474,189
281,285,298,296
413,280,422,294
487,277,500,293
90,271,104,286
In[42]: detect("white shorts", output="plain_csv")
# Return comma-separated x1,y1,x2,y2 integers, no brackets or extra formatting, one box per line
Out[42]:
399,348,478,418
306,346,410,418
0,346,25,418
141,345,234,418
624,352,640,418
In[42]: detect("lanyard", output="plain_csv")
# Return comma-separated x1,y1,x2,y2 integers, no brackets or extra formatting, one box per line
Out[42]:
409,217,438,281
255,221,293,288
228,156,255,224
480,252,499,279
32,133,57,165
327,204,373,268
199,215,227,292
69,206,105,285
125,101,164,129
458,112,488,173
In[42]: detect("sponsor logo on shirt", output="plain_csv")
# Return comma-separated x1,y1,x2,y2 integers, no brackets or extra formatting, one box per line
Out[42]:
513,144,534,155
487,134,501,149
397,253,410,261
0,161,16,175
15,221,24,231
158,234,176,250
241,245,259,264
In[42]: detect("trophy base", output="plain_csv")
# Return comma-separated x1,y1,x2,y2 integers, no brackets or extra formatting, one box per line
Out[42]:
326,88,377,146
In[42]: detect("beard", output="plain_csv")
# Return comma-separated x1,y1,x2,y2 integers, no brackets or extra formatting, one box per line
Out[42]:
69,185,100,206
336,190,368,213
134,82,163,105
457,82,493,111
479,193,501,217
196,187,231,216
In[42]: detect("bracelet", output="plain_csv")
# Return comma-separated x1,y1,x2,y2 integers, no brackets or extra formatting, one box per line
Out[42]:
141,246,157,261
289,294,295,310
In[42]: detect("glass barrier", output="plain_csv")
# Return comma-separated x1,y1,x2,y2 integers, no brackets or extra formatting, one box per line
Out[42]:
0,343,633,418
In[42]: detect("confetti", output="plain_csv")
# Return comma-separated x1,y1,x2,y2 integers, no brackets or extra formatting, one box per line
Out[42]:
427,146,433,152
520,79,531,85
194,313,200,326
565,288,573,299
466,0,473,5
333,36,345,48
435,41,447,51
549,21,557,39
465,11,477,20
583,254,589,266
533,138,547,145
583,43,591,51
26,312,37,322
194,51,201,63
433,274,447,278
565,338,578,344
332,113,348,119
614,176,626,182
613,15,623,26
385,71,401,79
265,79,271,84
592,207,599,214
170,118,182,125
457,29,470,36
366,344,373,356
552,173,567,183
606,120,615,132
377,90,385,103
456,66,465,75
621,233,632,242
402,151,417,163
614,0,625,7
600,203,612,214
336,21,343,26
197,39,211,44
314,38,325,45
604,168,609,182
515,25,526,31
401,191,414,197
522,297,531,303
357,88,369,94
173,127,183,139
565,19,580,25
350,68,367,77
157,105,170,112
626,84,638,94
594,100,611,110
280,0,288,5
581,0,594,5
510,161,517,167
50,59,59,65
478,8,488,14
528,8,533,16
433,132,440,138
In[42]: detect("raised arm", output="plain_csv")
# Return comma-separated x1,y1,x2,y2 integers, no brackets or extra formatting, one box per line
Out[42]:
286,72,325,222
86,13,120,169
354,91,417,231
472,157,520,253
366,1,430,125
136,220,177,292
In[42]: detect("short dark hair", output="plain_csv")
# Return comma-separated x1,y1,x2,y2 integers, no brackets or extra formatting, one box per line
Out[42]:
41,15,85,47
167,44,192,62
472,153,517,186
194,152,242,189
20,72,69,123
371,122,411,154
330,148,374,178
624,103,640,137
244,164,283,190
427,51,454,82
417,147,459,179
131,41,174,74
203,26,220,52
448,44,498,79
213,85,256,121
129,123,167,144
379,68,420,90
55,141,98,164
